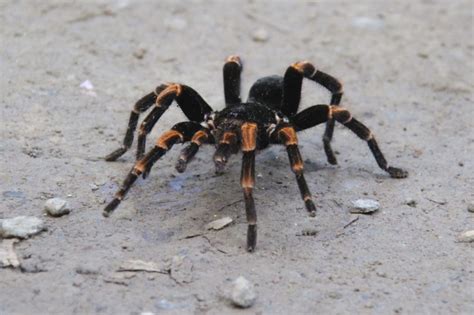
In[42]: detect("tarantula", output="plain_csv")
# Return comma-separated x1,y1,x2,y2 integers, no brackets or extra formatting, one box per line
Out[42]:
103,55,408,252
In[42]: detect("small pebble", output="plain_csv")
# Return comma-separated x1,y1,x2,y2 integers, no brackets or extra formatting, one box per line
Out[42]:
457,230,474,243
328,291,342,299
252,28,269,42
364,302,374,309
417,52,429,59
133,48,147,60
164,17,188,30
300,228,318,236
230,276,257,308
45,198,70,217
467,203,474,213
205,217,233,230
0,216,45,239
350,199,380,214
352,16,384,30
405,198,417,207
79,80,94,90
75,265,100,275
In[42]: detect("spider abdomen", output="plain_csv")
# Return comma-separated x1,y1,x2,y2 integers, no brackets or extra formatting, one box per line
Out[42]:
215,102,279,125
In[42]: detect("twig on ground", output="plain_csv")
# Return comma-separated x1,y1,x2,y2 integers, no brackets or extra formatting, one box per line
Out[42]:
343,216,360,229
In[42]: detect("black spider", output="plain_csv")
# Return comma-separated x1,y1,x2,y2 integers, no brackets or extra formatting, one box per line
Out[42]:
103,55,408,252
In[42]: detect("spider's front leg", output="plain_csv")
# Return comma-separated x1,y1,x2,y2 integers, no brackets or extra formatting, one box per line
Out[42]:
103,122,207,217
292,105,408,178
105,88,163,161
105,83,213,166
175,129,213,173
282,61,343,165
240,122,258,252
272,124,317,216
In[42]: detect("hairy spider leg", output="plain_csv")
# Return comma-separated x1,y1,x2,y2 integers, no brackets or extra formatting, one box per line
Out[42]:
283,61,343,165
136,84,213,168
105,83,213,167
105,88,163,161
103,122,203,217
274,124,317,216
240,122,258,251
175,129,213,173
292,105,408,179
213,130,239,174
223,55,242,106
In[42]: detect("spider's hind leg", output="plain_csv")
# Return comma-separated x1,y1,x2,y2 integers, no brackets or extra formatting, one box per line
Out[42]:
283,62,343,165
292,105,408,179
223,55,243,106
330,107,408,178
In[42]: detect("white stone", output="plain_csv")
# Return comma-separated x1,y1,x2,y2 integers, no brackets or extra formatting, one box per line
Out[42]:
252,28,269,42
0,239,20,268
350,199,380,214
79,80,94,90
457,230,474,243
0,216,45,239
45,198,70,217
352,17,384,30
230,276,257,308
205,217,233,230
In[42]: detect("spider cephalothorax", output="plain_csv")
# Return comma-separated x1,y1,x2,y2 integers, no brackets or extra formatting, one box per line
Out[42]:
103,56,408,252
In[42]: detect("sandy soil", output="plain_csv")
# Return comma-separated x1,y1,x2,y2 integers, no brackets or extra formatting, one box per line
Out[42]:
1,1,473,314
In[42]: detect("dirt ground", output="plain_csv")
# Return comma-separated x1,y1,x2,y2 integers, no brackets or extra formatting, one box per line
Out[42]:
1,1,473,314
